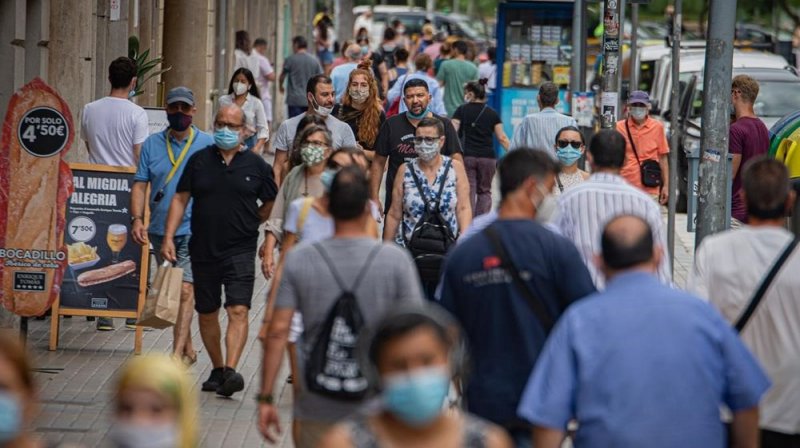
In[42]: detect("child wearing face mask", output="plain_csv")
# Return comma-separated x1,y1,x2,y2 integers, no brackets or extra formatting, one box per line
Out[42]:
219,68,269,154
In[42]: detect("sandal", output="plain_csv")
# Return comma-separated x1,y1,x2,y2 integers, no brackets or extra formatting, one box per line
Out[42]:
182,350,198,366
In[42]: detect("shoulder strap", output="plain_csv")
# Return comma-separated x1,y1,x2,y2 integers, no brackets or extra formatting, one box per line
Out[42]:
472,104,488,127
555,173,564,192
296,197,315,236
735,237,799,332
483,225,555,333
312,242,383,294
433,159,452,209
406,161,431,210
624,120,642,165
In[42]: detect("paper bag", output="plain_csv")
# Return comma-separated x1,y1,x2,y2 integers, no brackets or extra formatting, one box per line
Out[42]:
137,261,183,329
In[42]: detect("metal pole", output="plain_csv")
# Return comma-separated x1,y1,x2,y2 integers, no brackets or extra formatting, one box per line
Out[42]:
571,0,584,96
600,0,622,128
617,0,626,113
695,0,737,246
667,0,681,275
630,3,639,91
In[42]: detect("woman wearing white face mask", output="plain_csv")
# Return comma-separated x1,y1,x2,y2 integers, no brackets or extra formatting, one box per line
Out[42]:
383,117,472,299
552,126,590,196
333,60,386,160
261,125,333,280
111,355,196,448
219,68,269,154
319,305,512,448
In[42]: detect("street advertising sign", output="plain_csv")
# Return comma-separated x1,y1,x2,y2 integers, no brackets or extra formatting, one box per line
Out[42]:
144,107,168,135
0,78,74,317
500,87,570,145
59,164,147,312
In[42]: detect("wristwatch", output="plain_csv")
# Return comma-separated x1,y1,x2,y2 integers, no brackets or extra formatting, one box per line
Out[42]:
255,393,274,404
130,215,143,224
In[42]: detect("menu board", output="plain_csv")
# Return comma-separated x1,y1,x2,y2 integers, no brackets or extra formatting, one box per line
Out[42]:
58,164,147,312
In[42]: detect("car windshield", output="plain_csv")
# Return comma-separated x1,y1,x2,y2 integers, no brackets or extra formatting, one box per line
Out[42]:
753,81,800,117
451,17,483,39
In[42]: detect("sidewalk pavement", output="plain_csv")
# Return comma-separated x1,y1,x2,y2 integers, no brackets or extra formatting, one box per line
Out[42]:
26,213,698,448
27,257,293,448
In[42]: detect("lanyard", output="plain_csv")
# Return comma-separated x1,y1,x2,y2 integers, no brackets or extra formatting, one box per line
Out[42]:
164,127,195,186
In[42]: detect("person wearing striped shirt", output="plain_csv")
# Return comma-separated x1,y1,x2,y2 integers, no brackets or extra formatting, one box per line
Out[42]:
553,129,671,289
510,82,576,155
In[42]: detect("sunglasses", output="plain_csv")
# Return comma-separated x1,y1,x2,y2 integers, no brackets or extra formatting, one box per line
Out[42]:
413,136,441,145
557,140,583,149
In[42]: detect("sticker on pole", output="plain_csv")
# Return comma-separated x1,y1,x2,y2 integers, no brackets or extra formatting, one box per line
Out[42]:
17,107,70,158
703,149,721,163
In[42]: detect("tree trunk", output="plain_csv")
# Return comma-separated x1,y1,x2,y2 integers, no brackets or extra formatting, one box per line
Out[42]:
778,0,800,29
699,0,709,37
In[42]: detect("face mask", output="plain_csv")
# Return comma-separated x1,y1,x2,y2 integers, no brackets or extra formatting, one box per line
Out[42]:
361,46,370,56
311,96,333,118
0,392,22,443
406,104,430,121
320,168,338,192
233,81,248,96
349,87,370,104
463,94,474,103
729,101,736,116
301,144,326,166
630,107,647,121
214,127,241,150
167,111,192,132
415,140,440,162
128,89,136,99
382,44,396,52
383,366,450,427
556,147,582,166
397,27,406,35
532,183,557,223
109,421,179,448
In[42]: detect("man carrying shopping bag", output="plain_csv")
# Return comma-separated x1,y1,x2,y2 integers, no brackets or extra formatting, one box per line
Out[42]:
138,261,183,329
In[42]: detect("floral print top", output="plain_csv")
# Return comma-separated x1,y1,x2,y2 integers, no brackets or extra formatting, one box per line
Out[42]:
396,156,458,246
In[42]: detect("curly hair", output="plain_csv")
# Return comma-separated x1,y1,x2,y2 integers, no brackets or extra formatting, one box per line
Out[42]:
340,59,383,149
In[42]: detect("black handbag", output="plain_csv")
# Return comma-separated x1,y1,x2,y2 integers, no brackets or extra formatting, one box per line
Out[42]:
625,120,662,188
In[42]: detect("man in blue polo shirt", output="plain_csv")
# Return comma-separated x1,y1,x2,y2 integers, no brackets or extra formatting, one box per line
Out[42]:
519,215,770,448
439,148,596,448
131,86,213,363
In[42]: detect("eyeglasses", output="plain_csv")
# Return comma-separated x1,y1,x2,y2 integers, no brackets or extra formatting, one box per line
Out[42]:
214,121,244,131
413,136,441,145
305,140,328,146
556,140,582,149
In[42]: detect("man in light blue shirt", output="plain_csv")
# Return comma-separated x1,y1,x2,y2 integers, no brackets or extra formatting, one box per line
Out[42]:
130,86,213,361
386,53,446,116
330,43,362,103
510,82,576,155
518,215,770,448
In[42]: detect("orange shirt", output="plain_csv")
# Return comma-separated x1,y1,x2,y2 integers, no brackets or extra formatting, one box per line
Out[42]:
616,117,670,194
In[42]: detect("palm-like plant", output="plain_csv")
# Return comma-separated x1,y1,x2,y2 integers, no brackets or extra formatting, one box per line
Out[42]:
128,36,171,97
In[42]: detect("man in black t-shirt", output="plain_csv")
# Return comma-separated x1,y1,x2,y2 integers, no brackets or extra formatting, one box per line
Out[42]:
370,78,463,213
164,103,278,398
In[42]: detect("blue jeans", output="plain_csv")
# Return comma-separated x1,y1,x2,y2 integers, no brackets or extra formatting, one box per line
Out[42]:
148,234,193,283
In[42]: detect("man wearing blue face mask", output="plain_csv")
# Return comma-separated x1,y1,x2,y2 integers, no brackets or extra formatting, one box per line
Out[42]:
164,102,278,398
131,86,213,364
371,78,463,215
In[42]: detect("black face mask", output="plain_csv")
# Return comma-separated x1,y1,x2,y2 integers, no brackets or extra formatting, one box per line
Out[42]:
167,111,192,131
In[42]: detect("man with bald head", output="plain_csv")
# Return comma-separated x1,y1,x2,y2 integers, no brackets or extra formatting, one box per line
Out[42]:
330,43,363,103
518,215,770,448
164,102,278,398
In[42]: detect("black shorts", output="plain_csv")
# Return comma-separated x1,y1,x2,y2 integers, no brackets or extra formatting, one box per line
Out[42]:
192,252,256,314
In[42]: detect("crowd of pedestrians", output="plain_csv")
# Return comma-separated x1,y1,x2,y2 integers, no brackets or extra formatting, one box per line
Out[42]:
29,9,800,448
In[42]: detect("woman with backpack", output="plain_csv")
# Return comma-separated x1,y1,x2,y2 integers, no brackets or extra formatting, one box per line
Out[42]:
451,79,510,217
383,116,471,299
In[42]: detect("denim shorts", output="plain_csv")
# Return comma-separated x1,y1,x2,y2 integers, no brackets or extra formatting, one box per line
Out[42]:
148,234,194,283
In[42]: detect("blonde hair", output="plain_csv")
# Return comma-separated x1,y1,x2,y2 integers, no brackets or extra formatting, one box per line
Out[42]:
115,355,197,448
732,75,760,104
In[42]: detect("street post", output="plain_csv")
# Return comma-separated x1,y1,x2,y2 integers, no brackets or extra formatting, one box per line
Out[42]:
667,0,681,274
600,0,622,128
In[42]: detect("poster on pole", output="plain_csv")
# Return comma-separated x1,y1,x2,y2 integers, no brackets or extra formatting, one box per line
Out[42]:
601,91,619,126
0,78,74,317
572,92,596,128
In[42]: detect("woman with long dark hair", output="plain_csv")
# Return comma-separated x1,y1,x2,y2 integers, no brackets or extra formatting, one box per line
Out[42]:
315,21,334,75
219,67,268,153
451,79,509,216
333,59,386,159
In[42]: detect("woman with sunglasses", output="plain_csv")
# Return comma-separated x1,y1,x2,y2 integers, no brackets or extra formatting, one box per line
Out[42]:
261,125,333,279
553,126,590,195
219,67,268,154
452,79,509,216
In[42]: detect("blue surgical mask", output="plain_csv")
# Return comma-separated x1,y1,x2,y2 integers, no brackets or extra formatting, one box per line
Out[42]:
109,421,179,448
383,366,450,427
320,168,338,192
406,104,430,120
128,89,136,99
556,147,582,166
214,127,241,150
0,392,22,444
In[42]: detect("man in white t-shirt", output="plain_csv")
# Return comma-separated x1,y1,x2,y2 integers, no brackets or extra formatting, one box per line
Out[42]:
81,56,149,168
80,56,148,331
689,157,800,446
253,38,276,128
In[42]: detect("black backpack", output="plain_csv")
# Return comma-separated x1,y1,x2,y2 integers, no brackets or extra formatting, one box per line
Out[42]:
305,243,383,401
403,160,456,283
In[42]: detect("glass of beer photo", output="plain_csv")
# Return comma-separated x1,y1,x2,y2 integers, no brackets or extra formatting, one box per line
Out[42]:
107,224,128,263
